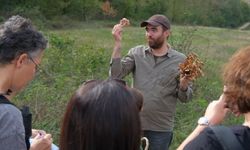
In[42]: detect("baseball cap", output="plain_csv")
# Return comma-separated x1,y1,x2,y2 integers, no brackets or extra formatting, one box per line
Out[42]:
140,14,171,29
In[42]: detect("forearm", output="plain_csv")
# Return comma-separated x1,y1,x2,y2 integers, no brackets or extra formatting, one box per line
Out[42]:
112,40,122,58
109,57,122,78
177,125,207,150
178,95,228,150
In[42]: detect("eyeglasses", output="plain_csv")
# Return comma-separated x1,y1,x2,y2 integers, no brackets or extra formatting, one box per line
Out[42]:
27,54,42,74
26,53,55,80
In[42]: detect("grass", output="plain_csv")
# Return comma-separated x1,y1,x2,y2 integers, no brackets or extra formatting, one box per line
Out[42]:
12,22,250,149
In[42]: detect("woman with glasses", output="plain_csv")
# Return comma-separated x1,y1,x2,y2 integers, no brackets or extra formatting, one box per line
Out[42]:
0,16,52,150
59,79,141,150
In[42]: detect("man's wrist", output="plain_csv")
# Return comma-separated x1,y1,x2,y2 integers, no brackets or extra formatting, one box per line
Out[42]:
180,87,188,92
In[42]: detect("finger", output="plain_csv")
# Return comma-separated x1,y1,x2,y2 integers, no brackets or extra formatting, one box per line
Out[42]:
44,134,52,140
44,134,53,143
38,130,46,136
224,107,230,113
112,28,122,35
33,133,44,140
218,94,227,104
112,25,118,34
208,100,217,107
112,24,122,32
32,129,38,132
180,75,188,81
33,134,40,139
112,27,117,34
208,100,223,109
230,107,240,116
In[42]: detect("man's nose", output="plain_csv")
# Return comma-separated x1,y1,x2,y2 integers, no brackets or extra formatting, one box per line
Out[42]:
146,31,152,37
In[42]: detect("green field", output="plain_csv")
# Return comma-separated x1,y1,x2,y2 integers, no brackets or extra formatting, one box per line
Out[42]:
13,22,250,149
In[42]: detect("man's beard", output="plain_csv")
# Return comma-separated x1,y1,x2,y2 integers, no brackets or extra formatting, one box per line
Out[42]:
148,36,165,49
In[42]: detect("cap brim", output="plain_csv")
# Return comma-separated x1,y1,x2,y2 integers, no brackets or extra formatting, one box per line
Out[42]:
140,21,161,27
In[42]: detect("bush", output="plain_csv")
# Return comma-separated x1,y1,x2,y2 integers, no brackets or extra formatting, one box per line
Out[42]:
14,33,110,143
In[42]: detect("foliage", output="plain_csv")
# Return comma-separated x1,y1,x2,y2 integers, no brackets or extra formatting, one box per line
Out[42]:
0,0,250,28
134,0,169,19
14,31,111,143
101,1,117,17
169,26,198,54
240,1,250,22
64,0,101,20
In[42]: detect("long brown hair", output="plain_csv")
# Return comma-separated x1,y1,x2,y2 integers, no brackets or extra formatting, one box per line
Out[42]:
59,79,141,150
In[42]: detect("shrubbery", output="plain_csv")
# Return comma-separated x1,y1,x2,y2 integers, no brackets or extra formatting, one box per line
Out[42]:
1,0,250,28
14,32,111,143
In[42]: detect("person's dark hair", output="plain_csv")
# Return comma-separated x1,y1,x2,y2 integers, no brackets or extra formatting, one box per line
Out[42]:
60,79,141,150
129,88,144,111
223,46,250,113
0,15,47,64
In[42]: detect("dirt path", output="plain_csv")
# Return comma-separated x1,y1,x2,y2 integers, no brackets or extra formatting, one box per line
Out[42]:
239,22,250,30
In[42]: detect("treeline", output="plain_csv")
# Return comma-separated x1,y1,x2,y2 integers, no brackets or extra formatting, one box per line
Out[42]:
0,0,250,28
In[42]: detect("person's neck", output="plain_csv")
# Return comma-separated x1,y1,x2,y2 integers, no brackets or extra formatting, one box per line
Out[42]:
151,43,169,57
0,66,14,99
243,112,250,127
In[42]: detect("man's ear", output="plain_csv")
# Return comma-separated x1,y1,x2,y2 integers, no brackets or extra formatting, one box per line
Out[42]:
164,30,171,38
15,53,29,68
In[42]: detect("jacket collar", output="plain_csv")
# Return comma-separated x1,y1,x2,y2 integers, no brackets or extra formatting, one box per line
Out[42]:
144,43,173,57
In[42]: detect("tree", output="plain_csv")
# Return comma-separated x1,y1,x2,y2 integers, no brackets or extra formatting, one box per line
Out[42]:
65,0,101,21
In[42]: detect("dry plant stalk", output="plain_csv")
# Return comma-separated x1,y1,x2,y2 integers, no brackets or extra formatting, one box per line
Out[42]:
179,52,204,80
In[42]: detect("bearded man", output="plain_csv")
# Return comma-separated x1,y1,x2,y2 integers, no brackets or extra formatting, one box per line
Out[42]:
110,14,193,150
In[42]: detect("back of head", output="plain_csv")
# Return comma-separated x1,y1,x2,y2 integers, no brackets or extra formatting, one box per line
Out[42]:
0,15,47,65
60,79,141,150
223,46,250,113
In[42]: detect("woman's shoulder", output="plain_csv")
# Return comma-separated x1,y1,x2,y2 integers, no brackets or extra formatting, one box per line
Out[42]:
0,104,22,119
0,104,24,139
0,104,26,149
230,125,250,139
230,125,250,148
230,125,250,132
184,125,250,150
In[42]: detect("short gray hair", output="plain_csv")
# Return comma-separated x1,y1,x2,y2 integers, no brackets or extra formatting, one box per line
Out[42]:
0,15,47,64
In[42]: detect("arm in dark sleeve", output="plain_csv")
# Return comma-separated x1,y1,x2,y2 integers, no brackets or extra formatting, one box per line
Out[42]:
184,127,223,150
